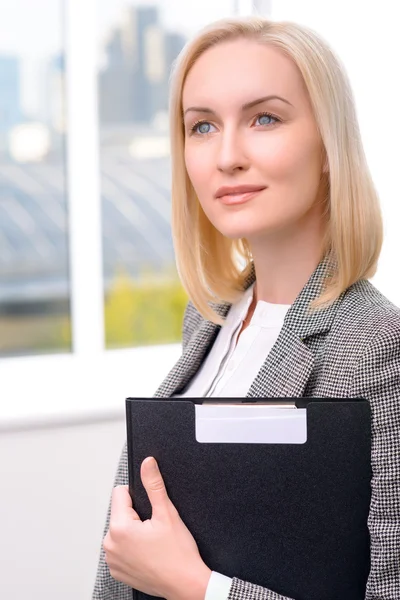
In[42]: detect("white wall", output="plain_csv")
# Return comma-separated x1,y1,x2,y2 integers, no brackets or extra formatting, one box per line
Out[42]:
0,419,126,599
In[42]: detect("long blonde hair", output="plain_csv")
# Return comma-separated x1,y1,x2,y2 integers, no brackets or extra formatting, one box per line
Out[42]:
169,17,383,323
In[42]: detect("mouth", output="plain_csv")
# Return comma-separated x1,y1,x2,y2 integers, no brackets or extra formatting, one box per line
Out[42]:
215,186,267,206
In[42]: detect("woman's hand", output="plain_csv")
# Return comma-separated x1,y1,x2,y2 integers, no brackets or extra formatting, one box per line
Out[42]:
103,457,212,600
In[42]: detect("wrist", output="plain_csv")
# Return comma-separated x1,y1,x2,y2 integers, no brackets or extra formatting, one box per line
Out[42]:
169,563,212,600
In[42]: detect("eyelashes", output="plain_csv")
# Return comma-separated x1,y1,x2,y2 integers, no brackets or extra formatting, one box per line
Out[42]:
254,112,280,127
190,120,215,135
187,111,281,136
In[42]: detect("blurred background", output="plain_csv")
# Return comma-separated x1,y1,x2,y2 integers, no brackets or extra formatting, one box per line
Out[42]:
0,0,399,598
0,0,190,357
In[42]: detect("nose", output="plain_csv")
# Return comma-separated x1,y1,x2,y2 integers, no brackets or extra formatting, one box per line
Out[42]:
216,127,250,174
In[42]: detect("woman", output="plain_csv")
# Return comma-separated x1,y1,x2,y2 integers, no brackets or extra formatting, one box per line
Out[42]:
93,16,400,600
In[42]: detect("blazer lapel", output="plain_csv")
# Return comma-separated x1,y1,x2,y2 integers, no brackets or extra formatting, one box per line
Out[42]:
247,328,315,397
155,255,345,399
248,256,344,398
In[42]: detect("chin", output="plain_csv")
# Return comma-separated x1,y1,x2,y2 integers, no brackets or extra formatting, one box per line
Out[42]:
209,207,276,240
215,221,267,241
220,230,253,240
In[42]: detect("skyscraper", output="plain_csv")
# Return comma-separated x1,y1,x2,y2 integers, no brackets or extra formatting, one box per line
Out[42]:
99,5,186,125
99,27,136,124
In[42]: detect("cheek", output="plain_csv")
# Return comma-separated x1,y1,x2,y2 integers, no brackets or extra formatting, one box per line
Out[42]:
255,129,323,187
184,146,212,197
184,145,222,227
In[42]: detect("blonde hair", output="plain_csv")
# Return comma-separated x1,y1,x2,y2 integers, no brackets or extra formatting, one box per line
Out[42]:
169,17,383,323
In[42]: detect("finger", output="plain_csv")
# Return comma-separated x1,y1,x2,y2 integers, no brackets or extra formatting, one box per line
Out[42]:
111,485,141,522
140,457,173,521
103,530,111,554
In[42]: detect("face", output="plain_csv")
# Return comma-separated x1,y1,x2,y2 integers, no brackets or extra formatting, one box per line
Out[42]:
182,39,327,244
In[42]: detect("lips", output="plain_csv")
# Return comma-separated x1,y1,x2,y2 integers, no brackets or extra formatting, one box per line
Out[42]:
215,185,266,199
214,185,267,206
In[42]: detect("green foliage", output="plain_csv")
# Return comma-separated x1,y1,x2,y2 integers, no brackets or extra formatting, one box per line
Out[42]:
0,314,71,356
1,268,186,356
104,267,188,348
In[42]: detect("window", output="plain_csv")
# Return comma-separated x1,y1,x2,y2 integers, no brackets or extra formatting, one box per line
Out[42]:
97,1,240,349
0,0,70,356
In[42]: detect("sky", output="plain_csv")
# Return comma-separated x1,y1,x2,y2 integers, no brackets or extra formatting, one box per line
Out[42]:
0,0,239,57
0,0,238,117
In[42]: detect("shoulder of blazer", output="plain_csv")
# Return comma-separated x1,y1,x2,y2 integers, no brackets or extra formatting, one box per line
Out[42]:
312,279,400,383
338,279,400,336
181,298,231,351
182,279,400,352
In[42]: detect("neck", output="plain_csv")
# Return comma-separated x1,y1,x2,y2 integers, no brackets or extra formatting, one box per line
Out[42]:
249,217,326,306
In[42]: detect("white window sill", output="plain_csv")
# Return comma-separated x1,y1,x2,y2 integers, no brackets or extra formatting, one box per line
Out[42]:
0,344,181,432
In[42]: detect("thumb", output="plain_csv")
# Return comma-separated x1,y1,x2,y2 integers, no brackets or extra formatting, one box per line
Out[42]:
141,457,173,521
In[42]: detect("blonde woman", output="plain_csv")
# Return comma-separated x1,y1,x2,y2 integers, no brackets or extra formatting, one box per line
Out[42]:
93,17,400,600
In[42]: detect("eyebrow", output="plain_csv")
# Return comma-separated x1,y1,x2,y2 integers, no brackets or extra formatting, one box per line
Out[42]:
183,95,293,117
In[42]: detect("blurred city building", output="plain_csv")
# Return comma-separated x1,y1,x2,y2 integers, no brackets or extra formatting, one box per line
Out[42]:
0,4,185,334
0,153,174,308
99,5,186,124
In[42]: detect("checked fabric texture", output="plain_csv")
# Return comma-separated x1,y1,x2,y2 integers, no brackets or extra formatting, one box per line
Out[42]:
93,259,400,600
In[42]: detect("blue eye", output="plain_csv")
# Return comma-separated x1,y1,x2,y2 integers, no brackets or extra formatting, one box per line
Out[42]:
255,113,278,126
199,122,211,133
191,121,215,135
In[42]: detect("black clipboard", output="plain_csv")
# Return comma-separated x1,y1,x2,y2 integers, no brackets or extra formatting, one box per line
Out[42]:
125,397,371,600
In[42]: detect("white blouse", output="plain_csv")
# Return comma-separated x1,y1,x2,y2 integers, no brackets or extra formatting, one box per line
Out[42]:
175,284,291,599
176,284,291,399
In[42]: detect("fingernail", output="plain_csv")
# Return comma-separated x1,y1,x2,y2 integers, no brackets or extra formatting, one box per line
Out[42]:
146,457,158,474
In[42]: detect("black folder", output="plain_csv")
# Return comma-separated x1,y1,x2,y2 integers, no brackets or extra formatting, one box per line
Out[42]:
125,397,371,600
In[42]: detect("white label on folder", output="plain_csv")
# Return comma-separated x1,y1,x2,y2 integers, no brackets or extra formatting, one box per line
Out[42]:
195,405,307,444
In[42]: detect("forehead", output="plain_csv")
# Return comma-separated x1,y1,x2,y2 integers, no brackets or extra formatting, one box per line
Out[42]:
182,39,306,109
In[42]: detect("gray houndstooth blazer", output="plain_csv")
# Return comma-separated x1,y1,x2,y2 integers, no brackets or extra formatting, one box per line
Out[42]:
93,259,400,600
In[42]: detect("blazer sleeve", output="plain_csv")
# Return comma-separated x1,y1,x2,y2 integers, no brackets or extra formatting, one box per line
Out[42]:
92,443,132,600
350,321,400,600
226,319,400,600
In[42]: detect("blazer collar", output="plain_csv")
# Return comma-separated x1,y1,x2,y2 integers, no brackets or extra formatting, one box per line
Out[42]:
155,255,344,398
242,254,342,340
